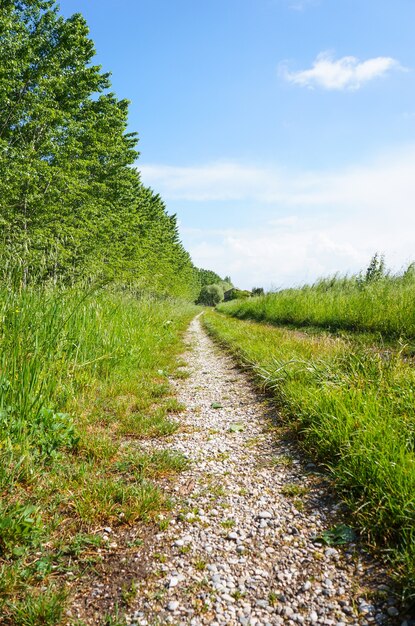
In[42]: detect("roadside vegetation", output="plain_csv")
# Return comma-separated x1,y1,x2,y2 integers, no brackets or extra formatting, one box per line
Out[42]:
218,255,415,341
0,278,197,622
206,260,415,601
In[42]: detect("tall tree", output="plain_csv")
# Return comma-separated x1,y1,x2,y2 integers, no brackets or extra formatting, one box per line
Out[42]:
0,0,201,300
0,0,138,280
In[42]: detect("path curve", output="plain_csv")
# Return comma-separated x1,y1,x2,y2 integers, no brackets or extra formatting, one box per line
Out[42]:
129,315,399,626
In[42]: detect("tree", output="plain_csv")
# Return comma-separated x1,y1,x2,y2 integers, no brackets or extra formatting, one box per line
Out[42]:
197,284,224,306
0,1,199,300
0,1,134,280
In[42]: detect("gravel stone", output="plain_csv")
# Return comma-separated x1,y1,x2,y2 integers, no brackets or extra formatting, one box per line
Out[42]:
127,316,401,625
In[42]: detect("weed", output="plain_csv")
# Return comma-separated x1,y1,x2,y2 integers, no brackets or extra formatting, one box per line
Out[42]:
231,589,244,600
313,524,356,546
221,518,236,529
158,518,170,531
273,454,294,467
121,580,138,606
292,498,305,512
103,604,127,626
268,591,278,606
6,587,66,625
281,484,308,498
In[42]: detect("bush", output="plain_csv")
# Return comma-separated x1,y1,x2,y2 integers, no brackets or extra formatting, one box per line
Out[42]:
197,284,224,306
224,288,252,301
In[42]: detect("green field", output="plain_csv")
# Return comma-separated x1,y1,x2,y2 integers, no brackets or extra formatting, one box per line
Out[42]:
217,266,415,341
204,306,415,600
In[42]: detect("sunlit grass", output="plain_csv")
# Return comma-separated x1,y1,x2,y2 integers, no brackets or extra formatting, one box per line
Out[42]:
0,282,196,621
203,310,415,600
217,268,415,340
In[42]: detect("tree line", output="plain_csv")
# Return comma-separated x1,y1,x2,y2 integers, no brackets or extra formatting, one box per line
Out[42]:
0,0,216,300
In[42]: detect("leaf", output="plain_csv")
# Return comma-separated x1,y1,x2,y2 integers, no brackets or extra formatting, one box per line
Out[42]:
211,402,223,409
228,422,244,433
312,524,356,546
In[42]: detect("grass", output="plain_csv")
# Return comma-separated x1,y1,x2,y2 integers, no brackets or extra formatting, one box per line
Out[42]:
0,281,197,622
217,264,415,342
203,310,415,601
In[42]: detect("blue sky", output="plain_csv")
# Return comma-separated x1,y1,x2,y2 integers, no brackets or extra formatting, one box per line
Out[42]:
60,0,415,289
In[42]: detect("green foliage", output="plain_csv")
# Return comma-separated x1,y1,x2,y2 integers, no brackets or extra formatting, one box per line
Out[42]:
194,270,233,305
203,311,415,598
0,0,199,300
224,288,252,301
218,259,415,339
8,587,66,626
197,283,224,306
363,253,386,283
252,287,264,296
313,524,356,546
195,268,224,287
0,504,43,558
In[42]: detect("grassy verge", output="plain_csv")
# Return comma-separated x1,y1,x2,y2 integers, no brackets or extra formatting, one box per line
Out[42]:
203,310,415,601
217,270,415,341
0,284,197,623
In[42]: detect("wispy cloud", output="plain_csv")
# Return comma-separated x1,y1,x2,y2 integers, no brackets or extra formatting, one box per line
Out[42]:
280,51,402,90
139,146,415,288
139,147,415,211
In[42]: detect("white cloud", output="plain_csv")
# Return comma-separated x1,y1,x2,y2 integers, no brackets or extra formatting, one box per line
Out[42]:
281,51,401,90
139,146,415,289
139,162,281,202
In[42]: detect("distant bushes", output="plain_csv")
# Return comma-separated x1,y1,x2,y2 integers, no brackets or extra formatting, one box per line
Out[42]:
197,283,225,306
218,257,415,339
196,274,233,306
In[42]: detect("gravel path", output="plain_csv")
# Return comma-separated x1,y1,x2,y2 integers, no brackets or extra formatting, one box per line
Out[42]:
128,315,403,626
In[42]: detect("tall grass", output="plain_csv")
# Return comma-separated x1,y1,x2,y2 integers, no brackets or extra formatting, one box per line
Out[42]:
218,266,415,339
0,280,196,622
203,311,415,601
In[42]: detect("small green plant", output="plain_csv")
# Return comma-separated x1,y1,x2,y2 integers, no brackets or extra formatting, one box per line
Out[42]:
273,454,294,467
313,524,356,546
228,422,244,433
103,604,127,626
0,504,43,557
281,483,308,498
231,590,244,600
268,591,278,606
158,518,170,531
292,498,305,512
220,518,236,529
121,580,138,607
7,588,66,625
211,402,223,409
